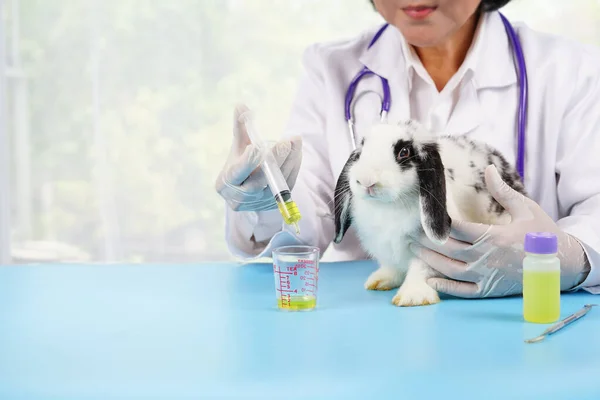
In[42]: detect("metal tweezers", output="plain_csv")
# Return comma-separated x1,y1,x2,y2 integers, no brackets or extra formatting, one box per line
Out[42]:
525,304,598,344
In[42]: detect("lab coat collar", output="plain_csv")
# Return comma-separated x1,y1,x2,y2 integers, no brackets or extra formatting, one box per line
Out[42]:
357,11,517,91
356,11,517,136
471,11,518,89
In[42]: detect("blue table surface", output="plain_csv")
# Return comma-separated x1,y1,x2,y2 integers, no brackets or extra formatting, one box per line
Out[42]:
0,261,598,400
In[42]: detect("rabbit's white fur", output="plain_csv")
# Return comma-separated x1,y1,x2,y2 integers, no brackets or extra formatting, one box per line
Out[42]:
333,120,526,306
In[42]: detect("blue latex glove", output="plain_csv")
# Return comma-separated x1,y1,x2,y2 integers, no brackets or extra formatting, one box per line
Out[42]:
409,165,591,298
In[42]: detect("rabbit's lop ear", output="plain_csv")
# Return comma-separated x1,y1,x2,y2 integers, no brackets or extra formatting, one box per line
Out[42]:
333,151,359,244
416,143,451,245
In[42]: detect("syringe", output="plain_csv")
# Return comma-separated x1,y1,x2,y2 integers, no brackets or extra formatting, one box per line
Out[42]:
239,110,302,234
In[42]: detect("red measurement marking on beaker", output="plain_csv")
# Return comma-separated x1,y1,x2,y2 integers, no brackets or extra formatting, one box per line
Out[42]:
299,260,318,296
279,293,291,308
274,263,298,308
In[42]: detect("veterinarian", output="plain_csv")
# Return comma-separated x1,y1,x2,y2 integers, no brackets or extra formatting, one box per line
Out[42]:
215,0,600,297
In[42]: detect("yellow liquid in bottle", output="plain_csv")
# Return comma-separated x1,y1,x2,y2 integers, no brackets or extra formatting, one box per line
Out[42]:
523,270,560,323
277,295,316,311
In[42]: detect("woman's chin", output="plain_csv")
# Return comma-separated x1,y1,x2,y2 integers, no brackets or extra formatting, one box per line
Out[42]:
401,30,447,48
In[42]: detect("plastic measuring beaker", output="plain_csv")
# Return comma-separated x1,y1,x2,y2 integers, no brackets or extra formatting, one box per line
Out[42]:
272,245,320,311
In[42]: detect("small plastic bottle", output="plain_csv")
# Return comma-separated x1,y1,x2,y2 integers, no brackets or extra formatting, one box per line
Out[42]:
523,232,561,323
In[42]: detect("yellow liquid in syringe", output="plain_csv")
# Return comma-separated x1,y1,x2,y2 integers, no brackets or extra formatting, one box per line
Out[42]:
277,295,316,311
277,199,301,234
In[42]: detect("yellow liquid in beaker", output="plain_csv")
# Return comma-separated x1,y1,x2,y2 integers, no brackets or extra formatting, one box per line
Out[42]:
523,270,560,323
277,295,316,311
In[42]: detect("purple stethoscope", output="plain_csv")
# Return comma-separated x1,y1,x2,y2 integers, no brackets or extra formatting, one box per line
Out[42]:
344,13,527,180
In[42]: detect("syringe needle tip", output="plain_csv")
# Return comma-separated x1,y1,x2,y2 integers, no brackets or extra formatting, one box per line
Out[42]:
293,222,300,235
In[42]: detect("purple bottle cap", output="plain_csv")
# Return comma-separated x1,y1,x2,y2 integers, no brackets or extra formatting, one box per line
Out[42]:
524,232,558,254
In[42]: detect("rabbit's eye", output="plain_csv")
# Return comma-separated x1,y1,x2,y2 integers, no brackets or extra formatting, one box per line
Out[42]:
397,147,410,160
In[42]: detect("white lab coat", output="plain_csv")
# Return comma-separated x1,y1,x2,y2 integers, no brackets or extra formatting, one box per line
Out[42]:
225,11,600,294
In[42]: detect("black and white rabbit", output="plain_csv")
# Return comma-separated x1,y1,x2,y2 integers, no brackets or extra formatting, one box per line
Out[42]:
333,120,527,306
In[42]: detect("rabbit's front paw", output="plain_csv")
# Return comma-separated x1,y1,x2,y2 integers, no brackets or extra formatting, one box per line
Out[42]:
364,266,404,291
392,282,440,307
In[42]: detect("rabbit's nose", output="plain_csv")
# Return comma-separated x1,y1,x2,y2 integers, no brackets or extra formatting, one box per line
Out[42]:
356,179,378,196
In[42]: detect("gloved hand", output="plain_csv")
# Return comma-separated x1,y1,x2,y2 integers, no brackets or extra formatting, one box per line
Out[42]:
409,165,591,298
215,104,302,212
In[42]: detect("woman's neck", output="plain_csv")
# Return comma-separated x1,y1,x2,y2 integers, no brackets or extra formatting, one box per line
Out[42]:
413,12,480,91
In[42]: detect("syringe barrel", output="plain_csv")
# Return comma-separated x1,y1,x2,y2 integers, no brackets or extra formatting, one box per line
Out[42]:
257,147,292,197
257,142,300,225
239,110,301,229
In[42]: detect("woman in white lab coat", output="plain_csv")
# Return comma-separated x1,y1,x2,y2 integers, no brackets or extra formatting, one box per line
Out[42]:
215,0,600,297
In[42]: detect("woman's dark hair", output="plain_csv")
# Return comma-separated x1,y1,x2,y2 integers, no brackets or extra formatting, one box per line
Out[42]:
479,0,513,11
368,1,512,12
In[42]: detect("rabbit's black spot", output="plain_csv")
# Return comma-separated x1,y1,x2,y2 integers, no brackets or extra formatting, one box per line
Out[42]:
469,161,475,168
419,142,440,160
472,183,483,193
333,149,361,243
488,196,505,215
478,170,486,186
421,142,438,152
361,137,365,147
416,141,451,242
447,168,455,181
480,149,527,215
487,149,527,196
